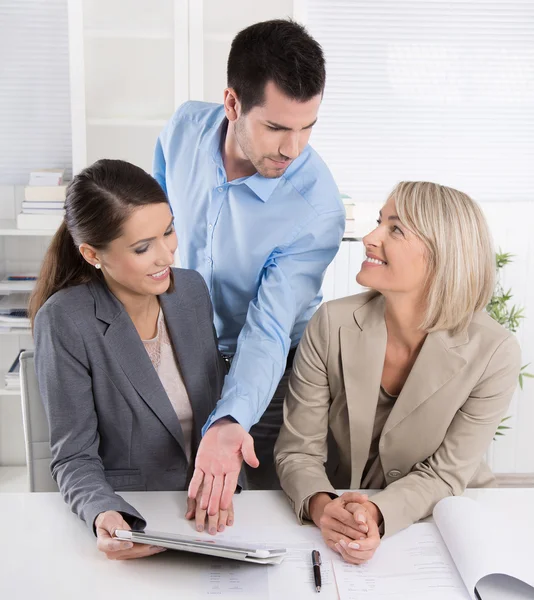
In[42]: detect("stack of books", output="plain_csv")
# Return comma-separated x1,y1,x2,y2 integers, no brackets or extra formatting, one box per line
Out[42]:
0,275,37,293
4,352,24,391
17,169,66,231
342,194,357,237
0,293,31,333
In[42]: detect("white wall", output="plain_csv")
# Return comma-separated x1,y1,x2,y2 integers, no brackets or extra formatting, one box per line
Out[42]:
201,0,294,103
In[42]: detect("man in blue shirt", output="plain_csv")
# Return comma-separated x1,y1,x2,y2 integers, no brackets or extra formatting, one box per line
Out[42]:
154,19,345,524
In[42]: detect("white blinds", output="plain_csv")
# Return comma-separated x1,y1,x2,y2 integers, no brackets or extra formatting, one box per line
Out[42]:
0,0,71,184
305,0,534,203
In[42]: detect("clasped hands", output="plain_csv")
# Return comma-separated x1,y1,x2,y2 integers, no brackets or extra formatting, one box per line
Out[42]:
309,491,382,565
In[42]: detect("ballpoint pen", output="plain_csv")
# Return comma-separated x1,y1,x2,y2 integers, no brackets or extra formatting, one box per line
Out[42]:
312,549,322,593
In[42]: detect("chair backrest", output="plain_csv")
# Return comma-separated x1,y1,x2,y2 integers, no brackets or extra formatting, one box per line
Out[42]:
19,351,58,492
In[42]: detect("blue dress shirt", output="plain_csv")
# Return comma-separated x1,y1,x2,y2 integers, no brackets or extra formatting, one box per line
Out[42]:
154,101,345,432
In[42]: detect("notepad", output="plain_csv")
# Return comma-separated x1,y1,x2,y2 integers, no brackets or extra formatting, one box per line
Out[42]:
113,529,287,565
332,496,534,600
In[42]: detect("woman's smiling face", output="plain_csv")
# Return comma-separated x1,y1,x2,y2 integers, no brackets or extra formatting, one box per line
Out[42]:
356,195,428,298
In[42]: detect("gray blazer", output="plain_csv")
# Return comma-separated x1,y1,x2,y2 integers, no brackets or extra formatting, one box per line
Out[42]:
34,268,226,532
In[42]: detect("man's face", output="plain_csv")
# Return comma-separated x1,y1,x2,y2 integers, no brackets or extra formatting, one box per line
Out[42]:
233,81,322,179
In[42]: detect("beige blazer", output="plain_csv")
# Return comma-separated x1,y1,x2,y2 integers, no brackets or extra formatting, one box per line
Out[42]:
274,291,521,537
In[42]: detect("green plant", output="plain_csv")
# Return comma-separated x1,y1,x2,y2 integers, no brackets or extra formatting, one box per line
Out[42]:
486,251,533,439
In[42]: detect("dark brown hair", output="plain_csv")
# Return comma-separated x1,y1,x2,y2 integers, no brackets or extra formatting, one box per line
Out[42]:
227,19,326,113
29,159,171,328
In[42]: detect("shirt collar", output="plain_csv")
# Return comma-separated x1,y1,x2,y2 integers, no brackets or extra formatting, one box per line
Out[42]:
202,109,283,203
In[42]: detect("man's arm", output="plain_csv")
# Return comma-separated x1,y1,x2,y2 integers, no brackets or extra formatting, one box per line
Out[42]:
190,207,345,515
153,135,168,196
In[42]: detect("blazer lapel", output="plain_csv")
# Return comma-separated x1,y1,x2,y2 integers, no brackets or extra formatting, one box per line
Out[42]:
382,329,468,437
160,290,213,448
89,280,187,452
341,295,387,488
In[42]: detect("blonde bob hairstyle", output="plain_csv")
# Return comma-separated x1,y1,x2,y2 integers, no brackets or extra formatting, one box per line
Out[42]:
390,181,495,335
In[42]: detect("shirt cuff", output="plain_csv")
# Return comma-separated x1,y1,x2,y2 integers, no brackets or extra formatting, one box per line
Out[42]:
202,396,256,435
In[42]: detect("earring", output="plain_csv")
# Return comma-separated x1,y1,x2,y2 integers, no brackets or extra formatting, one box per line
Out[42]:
95,263,101,270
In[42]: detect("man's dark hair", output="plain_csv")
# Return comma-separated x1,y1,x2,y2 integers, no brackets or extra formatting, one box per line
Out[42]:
227,19,325,113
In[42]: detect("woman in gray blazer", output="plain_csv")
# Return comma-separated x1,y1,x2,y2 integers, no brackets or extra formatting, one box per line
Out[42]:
30,159,228,560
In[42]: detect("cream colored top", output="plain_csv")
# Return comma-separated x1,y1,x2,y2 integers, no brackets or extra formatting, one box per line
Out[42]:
142,309,193,462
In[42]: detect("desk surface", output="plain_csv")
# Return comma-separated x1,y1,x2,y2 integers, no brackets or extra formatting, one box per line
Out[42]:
1,489,533,599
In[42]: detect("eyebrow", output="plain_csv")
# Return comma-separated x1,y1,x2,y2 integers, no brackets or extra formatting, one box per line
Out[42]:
378,210,401,221
128,218,174,247
265,118,318,131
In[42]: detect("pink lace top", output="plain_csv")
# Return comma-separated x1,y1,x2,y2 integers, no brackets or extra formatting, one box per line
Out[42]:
142,310,193,462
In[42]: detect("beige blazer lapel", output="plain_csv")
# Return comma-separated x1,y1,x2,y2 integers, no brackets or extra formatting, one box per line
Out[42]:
382,328,468,437
340,294,387,488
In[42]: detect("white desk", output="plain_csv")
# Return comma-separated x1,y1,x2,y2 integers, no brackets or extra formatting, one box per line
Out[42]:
0,489,533,599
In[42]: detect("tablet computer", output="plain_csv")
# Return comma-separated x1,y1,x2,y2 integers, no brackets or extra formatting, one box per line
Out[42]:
113,529,287,565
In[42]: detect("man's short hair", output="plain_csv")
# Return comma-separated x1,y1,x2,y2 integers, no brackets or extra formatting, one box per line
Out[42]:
227,19,326,113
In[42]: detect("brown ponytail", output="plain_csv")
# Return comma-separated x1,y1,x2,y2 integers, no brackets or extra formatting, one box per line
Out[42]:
29,221,99,329
29,159,169,329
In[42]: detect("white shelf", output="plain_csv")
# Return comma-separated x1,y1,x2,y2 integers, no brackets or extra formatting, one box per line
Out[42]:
0,220,57,236
87,117,168,127
85,29,173,40
0,387,20,397
0,281,35,294
0,330,31,336
0,466,28,493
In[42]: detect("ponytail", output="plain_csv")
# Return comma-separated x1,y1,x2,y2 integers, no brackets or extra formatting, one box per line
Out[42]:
29,221,99,329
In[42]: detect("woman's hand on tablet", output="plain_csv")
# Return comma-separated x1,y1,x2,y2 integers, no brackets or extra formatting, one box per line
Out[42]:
94,510,167,560
185,488,235,535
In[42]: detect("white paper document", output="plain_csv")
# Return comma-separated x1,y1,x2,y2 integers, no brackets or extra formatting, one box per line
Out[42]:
198,524,338,599
333,496,534,600
333,523,469,599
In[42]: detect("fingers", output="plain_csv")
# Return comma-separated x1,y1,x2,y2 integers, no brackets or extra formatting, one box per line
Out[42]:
334,518,381,565
241,434,259,468
220,471,239,511
319,513,364,541
207,475,224,516
207,510,219,536
325,499,368,535
339,491,368,505
227,502,234,527
195,497,208,533
344,502,369,534
97,535,134,554
104,544,167,561
185,495,196,520
188,468,205,499
199,473,214,511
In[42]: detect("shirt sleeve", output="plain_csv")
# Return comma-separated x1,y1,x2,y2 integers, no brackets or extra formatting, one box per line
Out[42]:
202,207,345,433
153,135,168,196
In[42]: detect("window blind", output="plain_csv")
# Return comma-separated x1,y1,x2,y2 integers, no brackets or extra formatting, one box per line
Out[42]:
0,0,71,185
305,0,534,203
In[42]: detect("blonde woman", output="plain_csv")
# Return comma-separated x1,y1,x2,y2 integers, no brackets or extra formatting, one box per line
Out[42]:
274,181,521,565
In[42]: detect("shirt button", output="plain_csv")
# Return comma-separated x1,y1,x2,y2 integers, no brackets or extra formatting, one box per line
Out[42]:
217,187,224,192
208,223,213,231
207,257,213,265
388,469,402,479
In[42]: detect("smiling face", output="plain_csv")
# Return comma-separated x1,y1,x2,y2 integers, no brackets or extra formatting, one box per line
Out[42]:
231,81,322,179
92,202,177,300
356,195,428,299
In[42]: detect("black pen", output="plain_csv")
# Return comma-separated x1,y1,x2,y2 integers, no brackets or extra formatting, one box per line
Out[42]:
312,549,322,593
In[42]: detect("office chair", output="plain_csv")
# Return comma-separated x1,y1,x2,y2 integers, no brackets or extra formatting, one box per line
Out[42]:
19,350,58,492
